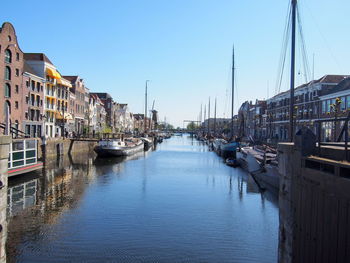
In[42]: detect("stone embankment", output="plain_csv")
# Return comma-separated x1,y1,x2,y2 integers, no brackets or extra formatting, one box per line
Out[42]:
42,138,98,160
0,136,10,263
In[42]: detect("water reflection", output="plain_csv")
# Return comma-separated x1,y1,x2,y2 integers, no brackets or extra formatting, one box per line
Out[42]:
7,136,278,263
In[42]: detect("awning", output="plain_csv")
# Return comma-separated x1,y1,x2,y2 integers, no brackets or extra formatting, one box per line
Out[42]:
55,112,63,119
55,112,73,120
57,78,72,87
64,113,73,120
46,68,61,80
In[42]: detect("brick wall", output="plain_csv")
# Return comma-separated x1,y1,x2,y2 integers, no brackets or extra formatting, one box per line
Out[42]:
0,23,24,130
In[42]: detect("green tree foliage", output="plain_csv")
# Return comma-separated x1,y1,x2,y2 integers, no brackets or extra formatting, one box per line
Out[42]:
186,122,198,130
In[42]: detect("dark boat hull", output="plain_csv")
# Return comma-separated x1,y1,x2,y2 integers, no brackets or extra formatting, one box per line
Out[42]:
94,143,144,157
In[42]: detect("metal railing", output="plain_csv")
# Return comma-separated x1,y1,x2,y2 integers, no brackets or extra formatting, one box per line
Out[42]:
315,114,349,161
0,123,30,138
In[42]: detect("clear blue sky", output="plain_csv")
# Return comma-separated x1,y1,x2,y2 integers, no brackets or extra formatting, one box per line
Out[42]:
3,0,350,127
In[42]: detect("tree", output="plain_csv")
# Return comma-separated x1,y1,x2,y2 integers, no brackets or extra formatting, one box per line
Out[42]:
186,122,198,130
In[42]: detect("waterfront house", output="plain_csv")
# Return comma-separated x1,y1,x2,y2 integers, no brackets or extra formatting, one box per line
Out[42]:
90,92,115,132
0,22,25,135
266,75,348,142
318,77,350,141
63,76,86,135
22,62,45,137
115,103,134,132
55,77,72,137
24,53,63,138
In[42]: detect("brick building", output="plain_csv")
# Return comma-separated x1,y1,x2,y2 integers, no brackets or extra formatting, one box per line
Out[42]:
63,76,86,134
55,77,72,137
266,75,348,141
0,22,25,134
318,77,350,141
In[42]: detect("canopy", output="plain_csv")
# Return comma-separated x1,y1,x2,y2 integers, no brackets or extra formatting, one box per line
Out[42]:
57,78,72,87
56,112,73,120
46,68,61,79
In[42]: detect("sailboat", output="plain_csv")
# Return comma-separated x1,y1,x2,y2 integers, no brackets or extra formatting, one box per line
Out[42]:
221,45,239,159
236,0,298,191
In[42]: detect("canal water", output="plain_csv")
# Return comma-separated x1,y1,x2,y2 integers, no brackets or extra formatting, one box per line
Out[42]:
6,135,279,263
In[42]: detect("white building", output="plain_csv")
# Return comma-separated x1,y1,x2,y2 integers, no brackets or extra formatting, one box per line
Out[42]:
115,104,134,132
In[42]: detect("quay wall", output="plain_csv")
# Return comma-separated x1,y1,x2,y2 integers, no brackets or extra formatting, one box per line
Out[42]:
0,136,11,263
278,143,350,263
42,138,97,159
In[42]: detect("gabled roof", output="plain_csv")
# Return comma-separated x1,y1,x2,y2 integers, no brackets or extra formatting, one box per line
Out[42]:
133,114,145,120
322,77,350,96
90,92,113,100
268,75,349,101
24,53,54,65
90,93,104,105
317,75,349,84
62,76,79,83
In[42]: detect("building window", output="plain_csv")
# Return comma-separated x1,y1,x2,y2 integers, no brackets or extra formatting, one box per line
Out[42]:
5,49,11,63
347,96,350,109
5,66,11,80
340,96,346,111
5,83,11,97
15,85,19,93
15,101,18,109
4,101,11,115
37,82,40,92
322,101,326,114
16,52,20,61
26,80,29,87
31,80,35,91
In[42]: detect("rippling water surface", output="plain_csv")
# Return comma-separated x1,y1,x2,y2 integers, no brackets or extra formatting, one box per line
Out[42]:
7,135,279,263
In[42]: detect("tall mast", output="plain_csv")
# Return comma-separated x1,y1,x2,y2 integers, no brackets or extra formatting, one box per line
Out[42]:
204,105,206,128
208,97,211,135
214,97,217,135
144,80,149,132
200,103,202,128
231,45,235,138
289,0,297,142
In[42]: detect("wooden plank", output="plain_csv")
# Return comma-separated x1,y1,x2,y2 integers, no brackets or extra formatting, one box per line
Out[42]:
335,199,347,263
326,195,338,263
321,193,331,263
345,202,350,262
303,183,312,263
315,189,325,263
294,181,303,262
309,187,318,263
